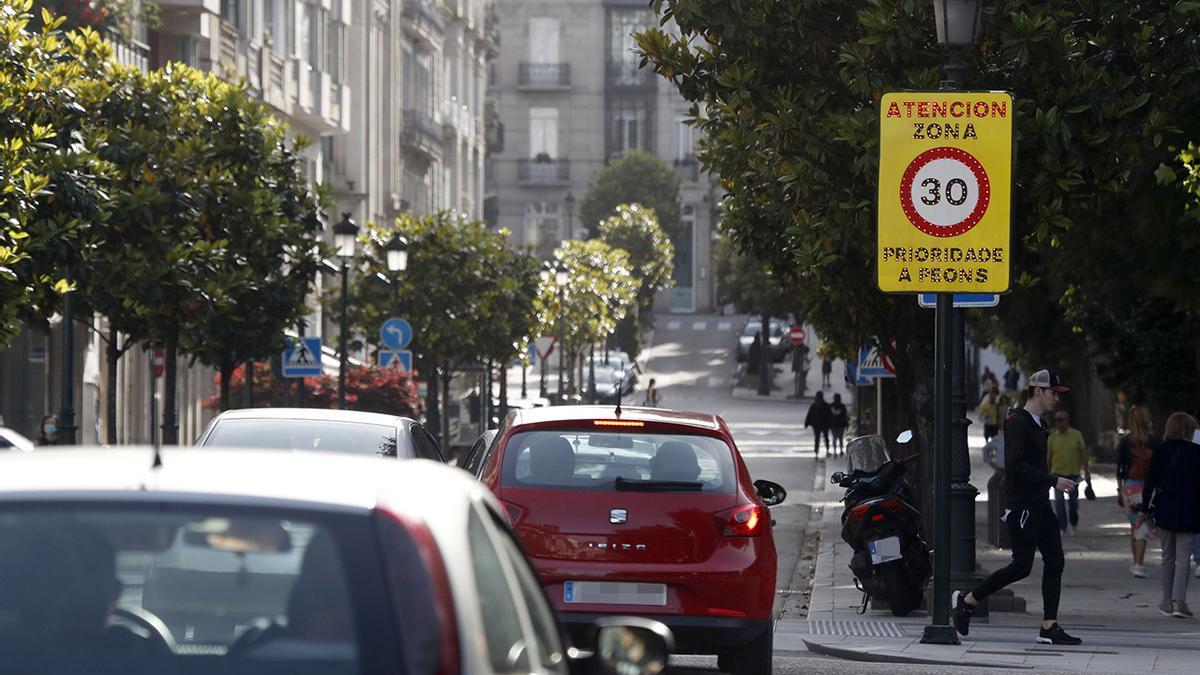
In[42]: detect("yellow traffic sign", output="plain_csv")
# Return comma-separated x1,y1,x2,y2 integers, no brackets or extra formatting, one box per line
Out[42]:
877,91,1013,293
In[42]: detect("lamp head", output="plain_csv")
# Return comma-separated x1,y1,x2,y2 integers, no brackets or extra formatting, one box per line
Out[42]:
933,0,982,46
332,212,358,259
386,233,409,273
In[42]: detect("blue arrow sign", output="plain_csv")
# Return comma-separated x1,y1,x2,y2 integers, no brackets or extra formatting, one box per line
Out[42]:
380,318,413,350
918,293,1000,309
282,337,323,378
379,349,413,371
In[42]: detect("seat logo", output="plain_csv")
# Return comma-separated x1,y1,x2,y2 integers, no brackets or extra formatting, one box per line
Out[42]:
609,508,628,524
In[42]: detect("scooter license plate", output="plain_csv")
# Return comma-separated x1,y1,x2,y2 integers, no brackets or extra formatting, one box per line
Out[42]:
869,536,902,565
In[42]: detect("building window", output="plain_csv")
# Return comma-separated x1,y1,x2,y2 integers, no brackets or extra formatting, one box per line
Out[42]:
607,98,652,158
528,17,560,64
326,12,343,79
529,107,558,160
675,115,694,161
265,0,289,56
608,9,652,68
674,205,696,286
525,203,561,257
220,0,240,27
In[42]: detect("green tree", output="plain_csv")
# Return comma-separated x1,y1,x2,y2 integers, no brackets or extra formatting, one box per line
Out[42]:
597,203,674,313
579,150,683,238
336,213,541,431
711,231,791,319
0,2,112,345
538,239,639,395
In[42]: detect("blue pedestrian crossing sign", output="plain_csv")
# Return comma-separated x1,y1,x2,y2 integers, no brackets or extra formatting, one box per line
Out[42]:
379,349,413,371
858,343,896,379
380,318,412,350
282,337,323,378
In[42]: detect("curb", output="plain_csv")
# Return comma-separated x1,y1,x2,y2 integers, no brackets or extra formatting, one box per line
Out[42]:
800,638,1032,670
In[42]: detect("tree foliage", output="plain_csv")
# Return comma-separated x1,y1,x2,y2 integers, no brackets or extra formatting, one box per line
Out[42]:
711,231,791,319
579,150,683,238
0,1,113,344
538,239,639,364
597,203,674,312
638,0,1200,426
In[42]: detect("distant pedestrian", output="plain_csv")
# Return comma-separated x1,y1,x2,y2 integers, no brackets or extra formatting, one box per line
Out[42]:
747,332,763,377
1118,406,1159,578
1003,366,1021,396
980,367,998,399
35,415,57,446
979,390,1001,443
642,378,661,408
1048,411,1089,534
821,357,833,388
954,369,1082,646
1142,412,1200,618
829,394,849,456
804,391,832,457
997,393,1013,422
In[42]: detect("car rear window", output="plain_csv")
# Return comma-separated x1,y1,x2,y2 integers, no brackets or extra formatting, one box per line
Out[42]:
500,429,736,493
0,505,379,671
204,419,401,457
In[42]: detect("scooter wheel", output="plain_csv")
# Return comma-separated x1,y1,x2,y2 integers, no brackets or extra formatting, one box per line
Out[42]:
878,564,916,617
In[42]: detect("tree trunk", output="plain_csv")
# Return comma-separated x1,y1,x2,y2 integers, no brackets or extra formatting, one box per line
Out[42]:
499,362,509,424
758,313,770,395
219,354,234,411
243,360,254,408
426,361,441,443
105,326,120,445
161,329,179,445
440,362,451,445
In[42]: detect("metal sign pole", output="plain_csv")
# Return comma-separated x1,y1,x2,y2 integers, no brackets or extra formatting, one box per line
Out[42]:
923,292,959,644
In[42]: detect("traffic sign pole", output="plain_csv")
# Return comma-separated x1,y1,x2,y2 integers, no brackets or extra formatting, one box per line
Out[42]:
923,292,958,645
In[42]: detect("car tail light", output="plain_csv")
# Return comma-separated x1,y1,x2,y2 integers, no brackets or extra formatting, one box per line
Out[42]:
500,500,526,527
715,504,765,536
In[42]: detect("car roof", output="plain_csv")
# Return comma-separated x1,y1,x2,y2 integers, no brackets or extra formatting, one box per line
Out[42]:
210,407,417,425
505,405,723,432
0,447,475,513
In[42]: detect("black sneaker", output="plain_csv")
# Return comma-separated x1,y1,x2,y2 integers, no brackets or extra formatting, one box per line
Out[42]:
952,590,974,636
1037,623,1082,645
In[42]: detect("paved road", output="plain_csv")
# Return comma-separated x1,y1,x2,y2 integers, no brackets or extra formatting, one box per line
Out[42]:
642,314,928,672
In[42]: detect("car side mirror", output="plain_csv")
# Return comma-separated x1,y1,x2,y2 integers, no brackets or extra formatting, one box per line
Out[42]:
830,471,846,485
580,617,673,675
754,479,787,506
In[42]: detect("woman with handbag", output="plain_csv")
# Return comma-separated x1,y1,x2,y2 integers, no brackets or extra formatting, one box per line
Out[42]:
1117,407,1159,577
1141,412,1200,618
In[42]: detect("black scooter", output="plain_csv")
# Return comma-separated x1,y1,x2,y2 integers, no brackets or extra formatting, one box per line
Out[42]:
829,430,931,616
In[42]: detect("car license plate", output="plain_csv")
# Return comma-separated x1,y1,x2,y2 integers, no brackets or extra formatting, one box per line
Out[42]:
563,581,667,606
869,536,902,565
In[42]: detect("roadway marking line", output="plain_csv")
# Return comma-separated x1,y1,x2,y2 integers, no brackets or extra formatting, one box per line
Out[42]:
707,377,724,387
692,321,707,330
667,320,682,330
718,321,732,331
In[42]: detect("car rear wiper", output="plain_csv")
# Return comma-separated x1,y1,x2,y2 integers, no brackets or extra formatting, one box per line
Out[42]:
615,476,704,492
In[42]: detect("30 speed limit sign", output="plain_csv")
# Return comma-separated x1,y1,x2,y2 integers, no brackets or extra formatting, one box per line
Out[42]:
877,91,1013,293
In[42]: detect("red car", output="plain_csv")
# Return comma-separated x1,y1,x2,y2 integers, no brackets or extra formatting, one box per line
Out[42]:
473,405,787,675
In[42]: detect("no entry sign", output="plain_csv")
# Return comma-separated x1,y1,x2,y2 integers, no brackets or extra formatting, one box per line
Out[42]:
788,325,806,345
877,91,1013,293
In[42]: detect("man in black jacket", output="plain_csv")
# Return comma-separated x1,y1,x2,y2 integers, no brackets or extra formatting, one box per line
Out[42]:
952,369,1083,645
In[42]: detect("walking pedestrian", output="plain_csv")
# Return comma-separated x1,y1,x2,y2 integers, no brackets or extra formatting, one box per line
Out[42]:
1048,411,1089,535
1141,412,1200,618
1003,366,1021,397
821,357,833,388
642,378,661,408
829,394,849,456
953,369,1083,645
979,389,1001,443
1117,406,1159,578
35,415,58,446
804,391,832,458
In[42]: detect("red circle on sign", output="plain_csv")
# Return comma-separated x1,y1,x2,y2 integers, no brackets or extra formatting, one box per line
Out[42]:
789,326,806,345
900,146,990,238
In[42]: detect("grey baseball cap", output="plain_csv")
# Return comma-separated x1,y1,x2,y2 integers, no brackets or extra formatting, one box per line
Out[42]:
1029,369,1070,393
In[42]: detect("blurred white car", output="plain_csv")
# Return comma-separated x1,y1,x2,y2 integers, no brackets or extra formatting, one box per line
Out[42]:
0,427,34,452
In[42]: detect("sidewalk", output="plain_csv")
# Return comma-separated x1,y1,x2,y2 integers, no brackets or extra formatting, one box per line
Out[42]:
801,428,1200,672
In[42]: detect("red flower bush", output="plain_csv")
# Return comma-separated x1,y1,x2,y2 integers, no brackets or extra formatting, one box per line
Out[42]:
207,362,422,417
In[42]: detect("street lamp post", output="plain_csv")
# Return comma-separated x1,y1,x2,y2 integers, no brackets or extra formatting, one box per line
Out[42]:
333,213,359,411
385,232,409,312
555,270,568,403
57,264,77,445
565,192,576,240
923,0,981,647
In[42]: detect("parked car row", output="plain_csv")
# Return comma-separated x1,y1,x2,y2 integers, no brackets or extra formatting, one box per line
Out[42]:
0,410,675,674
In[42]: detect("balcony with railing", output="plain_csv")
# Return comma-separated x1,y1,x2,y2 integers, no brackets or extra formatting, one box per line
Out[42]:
402,108,444,159
105,28,150,71
606,61,655,90
518,158,570,185
402,0,445,33
674,156,700,182
518,63,571,90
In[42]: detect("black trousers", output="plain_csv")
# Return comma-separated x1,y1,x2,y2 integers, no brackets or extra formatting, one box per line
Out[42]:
972,502,1065,621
